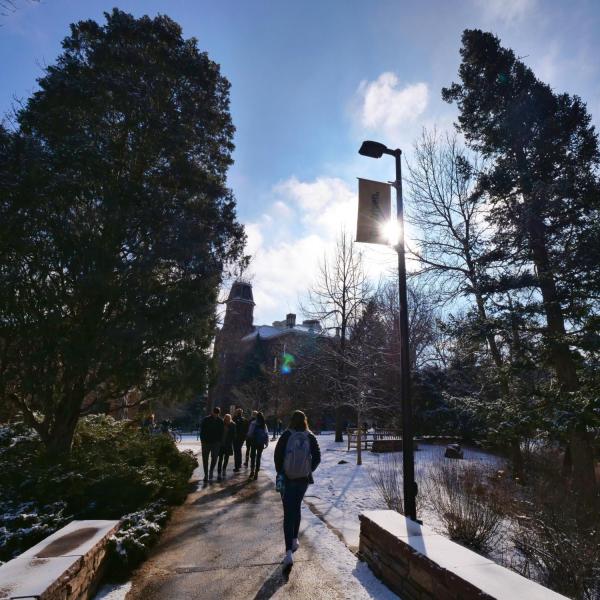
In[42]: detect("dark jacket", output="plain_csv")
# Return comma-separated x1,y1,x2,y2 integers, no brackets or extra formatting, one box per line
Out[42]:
200,415,224,444
233,415,249,443
221,422,236,455
274,429,321,484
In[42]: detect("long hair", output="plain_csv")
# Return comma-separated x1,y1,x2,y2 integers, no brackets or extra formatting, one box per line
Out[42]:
289,410,308,432
255,411,266,428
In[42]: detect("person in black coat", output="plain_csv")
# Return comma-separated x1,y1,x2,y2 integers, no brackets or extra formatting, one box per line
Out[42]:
274,410,321,567
200,407,225,482
232,408,249,471
244,410,258,467
248,411,269,479
217,413,236,479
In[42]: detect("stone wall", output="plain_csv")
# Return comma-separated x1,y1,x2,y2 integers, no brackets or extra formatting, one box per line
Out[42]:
359,510,568,600
0,520,119,600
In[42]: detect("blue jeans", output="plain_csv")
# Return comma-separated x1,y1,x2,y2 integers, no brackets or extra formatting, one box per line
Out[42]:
282,479,309,551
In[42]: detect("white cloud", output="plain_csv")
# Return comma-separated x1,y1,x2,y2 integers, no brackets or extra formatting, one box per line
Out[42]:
473,0,536,23
244,176,399,325
354,73,428,140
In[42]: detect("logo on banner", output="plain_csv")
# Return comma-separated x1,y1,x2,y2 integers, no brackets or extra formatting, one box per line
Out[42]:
356,178,392,245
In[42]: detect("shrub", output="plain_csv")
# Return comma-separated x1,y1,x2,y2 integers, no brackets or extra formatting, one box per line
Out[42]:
0,415,197,562
511,449,600,599
371,452,425,515
106,501,170,577
425,458,509,553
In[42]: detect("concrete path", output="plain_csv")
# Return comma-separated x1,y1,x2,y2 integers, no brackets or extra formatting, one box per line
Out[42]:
125,466,397,600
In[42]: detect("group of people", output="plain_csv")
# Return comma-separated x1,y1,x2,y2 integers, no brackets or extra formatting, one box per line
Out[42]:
199,407,321,567
199,407,270,482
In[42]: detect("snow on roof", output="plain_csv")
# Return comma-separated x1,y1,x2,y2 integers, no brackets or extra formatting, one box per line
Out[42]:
241,324,328,342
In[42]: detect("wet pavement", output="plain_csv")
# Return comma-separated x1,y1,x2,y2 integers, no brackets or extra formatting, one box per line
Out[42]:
125,466,382,600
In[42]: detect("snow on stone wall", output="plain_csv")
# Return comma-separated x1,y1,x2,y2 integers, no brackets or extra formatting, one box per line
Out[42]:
359,510,568,600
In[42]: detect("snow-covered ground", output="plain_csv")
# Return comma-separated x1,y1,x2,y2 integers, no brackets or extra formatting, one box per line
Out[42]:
95,433,504,600
261,432,504,546
177,433,202,455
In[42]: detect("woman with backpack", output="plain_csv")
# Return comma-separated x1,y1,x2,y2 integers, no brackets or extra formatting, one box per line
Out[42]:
247,411,269,480
274,410,321,567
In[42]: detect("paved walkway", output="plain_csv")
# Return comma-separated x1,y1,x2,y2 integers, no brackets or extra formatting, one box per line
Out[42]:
125,465,397,600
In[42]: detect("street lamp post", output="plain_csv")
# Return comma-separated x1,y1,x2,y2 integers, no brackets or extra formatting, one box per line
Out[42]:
358,140,417,521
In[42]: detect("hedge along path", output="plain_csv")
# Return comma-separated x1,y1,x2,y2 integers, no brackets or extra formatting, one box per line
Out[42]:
125,464,387,600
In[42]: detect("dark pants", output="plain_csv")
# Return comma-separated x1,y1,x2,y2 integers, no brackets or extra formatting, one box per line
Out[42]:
282,479,309,551
201,441,221,478
233,440,244,469
217,448,230,472
244,441,251,466
250,444,263,472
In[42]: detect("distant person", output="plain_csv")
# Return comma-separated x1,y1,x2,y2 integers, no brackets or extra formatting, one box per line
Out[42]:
217,414,236,479
200,407,225,482
276,419,283,436
274,410,321,567
247,411,269,479
244,410,258,468
232,408,249,471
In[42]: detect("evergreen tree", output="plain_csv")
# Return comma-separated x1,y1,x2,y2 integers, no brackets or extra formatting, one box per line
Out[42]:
0,10,245,453
443,29,599,496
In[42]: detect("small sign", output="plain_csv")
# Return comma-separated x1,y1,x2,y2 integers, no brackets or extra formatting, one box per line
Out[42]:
356,178,392,245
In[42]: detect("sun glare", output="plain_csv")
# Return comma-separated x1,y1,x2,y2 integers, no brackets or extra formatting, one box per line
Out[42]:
381,219,401,246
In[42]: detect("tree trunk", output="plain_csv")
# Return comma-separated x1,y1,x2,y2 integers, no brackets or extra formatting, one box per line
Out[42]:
357,408,362,465
46,411,79,456
510,437,525,483
44,392,82,456
334,406,344,442
526,212,597,496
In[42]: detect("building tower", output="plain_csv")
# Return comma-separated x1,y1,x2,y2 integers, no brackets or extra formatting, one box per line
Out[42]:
208,281,255,411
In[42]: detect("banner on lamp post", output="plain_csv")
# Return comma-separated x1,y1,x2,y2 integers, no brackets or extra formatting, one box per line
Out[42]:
356,178,392,245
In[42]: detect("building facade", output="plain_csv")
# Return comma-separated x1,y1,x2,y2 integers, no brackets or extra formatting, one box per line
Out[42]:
208,280,325,413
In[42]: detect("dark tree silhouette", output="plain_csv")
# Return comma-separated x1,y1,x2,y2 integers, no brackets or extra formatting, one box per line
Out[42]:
0,10,245,453
443,29,600,498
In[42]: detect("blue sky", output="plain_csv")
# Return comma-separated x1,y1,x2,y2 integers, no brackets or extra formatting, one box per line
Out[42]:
2,0,599,324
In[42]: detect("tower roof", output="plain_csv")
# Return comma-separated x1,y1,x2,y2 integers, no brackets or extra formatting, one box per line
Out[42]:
227,280,254,305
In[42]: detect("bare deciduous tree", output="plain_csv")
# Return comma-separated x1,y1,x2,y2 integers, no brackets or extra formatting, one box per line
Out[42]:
302,230,370,442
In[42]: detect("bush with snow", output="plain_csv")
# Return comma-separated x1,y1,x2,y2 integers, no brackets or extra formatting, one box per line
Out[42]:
0,415,197,562
106,501,170,577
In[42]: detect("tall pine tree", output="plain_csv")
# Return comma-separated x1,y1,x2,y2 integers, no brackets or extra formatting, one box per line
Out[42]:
443,29,599,498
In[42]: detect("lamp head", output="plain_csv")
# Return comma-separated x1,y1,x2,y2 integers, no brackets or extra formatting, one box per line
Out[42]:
359,140,388,158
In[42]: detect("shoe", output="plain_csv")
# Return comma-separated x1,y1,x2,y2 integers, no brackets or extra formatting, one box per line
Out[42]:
292,538,299,552
244,463,248,468
208,472,214,481
233,467,240,472
282,550,293,566
249,470,255,479
217,474,222,481
203,476,208,483
253,471,258,480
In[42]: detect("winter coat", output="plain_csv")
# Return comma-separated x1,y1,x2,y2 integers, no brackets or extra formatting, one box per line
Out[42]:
233,416,249,443
247,421,269,448
200,415,224,444
274,429,321,484
220,422,236,455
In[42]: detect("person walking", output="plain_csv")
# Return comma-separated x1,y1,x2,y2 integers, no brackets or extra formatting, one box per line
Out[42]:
248,411,269,479
244,410,258,468
200,407,224,483
274,410,321,567
217,413,236,480
232,408,248,472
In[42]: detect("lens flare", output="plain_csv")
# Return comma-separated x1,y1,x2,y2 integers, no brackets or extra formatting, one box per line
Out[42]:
280,352,295,375
381,219,401,246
